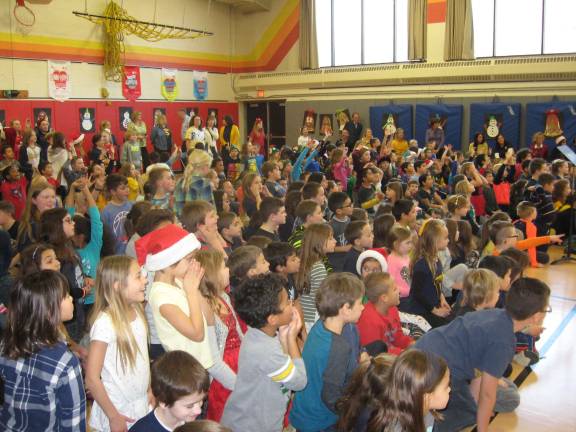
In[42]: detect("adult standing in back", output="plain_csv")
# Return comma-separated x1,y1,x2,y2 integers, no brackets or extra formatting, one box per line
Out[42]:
344,112,363,153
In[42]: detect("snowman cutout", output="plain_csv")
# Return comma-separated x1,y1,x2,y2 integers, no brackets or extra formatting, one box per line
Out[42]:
122,111,131,130
486,115,500,138
81,109,93,132
383,114,397,137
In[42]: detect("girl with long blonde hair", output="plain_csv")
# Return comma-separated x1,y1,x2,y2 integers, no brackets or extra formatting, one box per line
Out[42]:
194,249,243,421
295,223,337,331
407,219,451,328
85,255,150,432
174,150,214,217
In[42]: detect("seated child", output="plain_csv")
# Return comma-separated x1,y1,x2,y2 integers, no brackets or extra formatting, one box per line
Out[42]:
451,268,500,318
290,273,366,432
221,274,307,432
217,211,244,253
491,220,563,257
342,220,374,276
416,277,551,431
514,201,549,267
356,250,388,278
357,272,414,355
131,350,210,431
174,421,231,432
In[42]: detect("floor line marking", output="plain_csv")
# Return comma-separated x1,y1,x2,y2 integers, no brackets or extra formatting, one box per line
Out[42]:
551,294,576,302
537,305,576,359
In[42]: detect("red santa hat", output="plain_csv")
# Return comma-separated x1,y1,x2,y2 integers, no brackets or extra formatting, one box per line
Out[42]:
356,249,388,275
135,224,201,272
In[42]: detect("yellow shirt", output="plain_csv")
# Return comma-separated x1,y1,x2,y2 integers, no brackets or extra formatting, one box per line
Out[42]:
391,139,409,155
127,177,140,202
96,192,108,211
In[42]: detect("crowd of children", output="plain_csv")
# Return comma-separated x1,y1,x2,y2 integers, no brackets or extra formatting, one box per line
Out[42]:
0,113,568,431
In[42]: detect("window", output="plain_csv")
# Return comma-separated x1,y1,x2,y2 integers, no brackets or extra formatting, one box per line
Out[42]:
472,0,576,57
315,0,409,67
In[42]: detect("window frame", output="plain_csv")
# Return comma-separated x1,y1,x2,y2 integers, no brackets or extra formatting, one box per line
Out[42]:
318,0,408,68
474,0,576,58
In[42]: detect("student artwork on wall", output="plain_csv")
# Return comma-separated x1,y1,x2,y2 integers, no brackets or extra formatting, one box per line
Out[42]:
415,104,463,150
369,105,413,142
319,114,333,136
525,102,576,148
0,110,5,127
335,109,351,132
34,108,52,127
119,107,133,131
469,103,521,147
303,109,317,134
79,108,96,132
207,108,218,125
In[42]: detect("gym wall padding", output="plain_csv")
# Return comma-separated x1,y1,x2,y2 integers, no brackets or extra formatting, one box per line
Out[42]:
369,105,413,142
0,100,238,152
415,104,464,149
469,103,521,147
525,102,576,150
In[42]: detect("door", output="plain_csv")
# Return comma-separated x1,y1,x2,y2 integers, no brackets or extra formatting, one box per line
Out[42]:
246,100,286,156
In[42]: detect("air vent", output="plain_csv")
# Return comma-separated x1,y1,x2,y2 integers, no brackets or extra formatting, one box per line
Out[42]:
324,64,401,74
495,55,576,65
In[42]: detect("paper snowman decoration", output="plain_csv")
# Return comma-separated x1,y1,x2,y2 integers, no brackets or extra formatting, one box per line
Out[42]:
383,114,397,136
122,111,131,130
486,115,500,138
82,109,93,132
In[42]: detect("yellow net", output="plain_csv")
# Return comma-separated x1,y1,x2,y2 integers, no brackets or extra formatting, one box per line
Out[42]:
79,1,209,82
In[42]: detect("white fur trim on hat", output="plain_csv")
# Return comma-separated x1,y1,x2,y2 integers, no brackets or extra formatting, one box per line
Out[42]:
145,233,201,272
555,135,567,145
356,250,388,275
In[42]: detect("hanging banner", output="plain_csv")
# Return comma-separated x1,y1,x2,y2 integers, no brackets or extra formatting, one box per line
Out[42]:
193,70,208,100
161,68,178,101
48,60,71,101
122,66,141,101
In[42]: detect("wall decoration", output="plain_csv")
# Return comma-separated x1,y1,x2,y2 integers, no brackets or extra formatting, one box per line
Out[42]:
119,107,133,131
0,110,5,127
335,109,351,132
319,114,333,136
207,108,219,125
161,68,178,101
187,107,200,118
122,66,141,101
79,108,96,132
193,70,208,100
369,105,413,142
48,60,71,101
33,108,52,127
303,109,317,134
415,104,463,149
526,102,576,148
470,103,521,147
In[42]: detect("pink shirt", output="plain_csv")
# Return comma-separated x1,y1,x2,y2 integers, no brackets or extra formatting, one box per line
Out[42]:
386,253,411,298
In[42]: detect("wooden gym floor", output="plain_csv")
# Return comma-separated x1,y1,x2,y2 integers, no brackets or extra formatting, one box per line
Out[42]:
466,246,576,432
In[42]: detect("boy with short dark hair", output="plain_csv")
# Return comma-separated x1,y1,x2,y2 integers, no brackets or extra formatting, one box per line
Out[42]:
101,173,133,254
1,164,26,219
357,272,413,355
491,221,562,257
131,350,210,431
264,242,301,302
357,167,384,215
290,273,365,432
327,191,353,272
342,220,374,276
246,197,286,242
415,277,551,431
288,200,324,251
0,200,18,241
217,211,244,252
221,274,307,432
181,200,227,256
262,161,285,198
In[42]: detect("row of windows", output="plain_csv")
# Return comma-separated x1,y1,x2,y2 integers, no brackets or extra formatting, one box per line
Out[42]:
315,0,576,68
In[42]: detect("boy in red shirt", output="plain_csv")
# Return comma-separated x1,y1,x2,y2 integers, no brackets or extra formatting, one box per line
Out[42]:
1,164,26,219
357,271,413,355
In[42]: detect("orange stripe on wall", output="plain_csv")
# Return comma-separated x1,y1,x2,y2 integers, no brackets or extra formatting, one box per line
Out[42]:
428,0,446,24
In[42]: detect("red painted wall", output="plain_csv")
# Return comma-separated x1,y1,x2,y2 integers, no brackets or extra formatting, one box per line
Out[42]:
0,99,239,152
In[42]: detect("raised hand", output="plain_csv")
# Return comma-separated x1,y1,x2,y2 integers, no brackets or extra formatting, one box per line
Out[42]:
182,259,205,296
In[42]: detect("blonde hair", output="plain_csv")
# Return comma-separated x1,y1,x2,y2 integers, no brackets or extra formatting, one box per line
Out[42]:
410,219,447,277
90,256,148,372
296,223,333,295
462,268,500,308
446,194,470,214
454,179,473,196
194,250,226,316
182,150,211,189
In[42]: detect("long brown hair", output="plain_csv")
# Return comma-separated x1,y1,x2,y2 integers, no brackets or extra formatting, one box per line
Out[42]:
336,354,395,431
90,256,148,372
368,350,447,432
242,172,260,202
1,271,68,359
39,208,79,266
17,180,55,248
194,249,226,316
296,223,332,295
